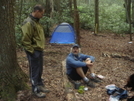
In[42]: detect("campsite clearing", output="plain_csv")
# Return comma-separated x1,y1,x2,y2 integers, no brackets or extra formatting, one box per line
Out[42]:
17,30,134,101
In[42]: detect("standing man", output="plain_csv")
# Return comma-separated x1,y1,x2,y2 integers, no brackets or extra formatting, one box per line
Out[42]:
21,4,49,98
66,44,101,88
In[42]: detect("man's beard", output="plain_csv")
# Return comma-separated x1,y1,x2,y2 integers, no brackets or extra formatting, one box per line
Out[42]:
73,52,79,56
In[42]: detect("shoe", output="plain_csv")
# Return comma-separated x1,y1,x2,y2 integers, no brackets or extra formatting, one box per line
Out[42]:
86,81,95,88
34,92,46,98
38,86,50,93
90,77,101,83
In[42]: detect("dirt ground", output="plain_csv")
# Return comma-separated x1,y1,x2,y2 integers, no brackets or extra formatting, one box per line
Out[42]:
16,30,134,101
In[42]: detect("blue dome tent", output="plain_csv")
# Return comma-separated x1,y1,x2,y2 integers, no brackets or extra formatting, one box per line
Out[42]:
50,23,76,44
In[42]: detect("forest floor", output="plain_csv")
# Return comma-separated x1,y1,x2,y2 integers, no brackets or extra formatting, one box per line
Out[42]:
16,30,134,101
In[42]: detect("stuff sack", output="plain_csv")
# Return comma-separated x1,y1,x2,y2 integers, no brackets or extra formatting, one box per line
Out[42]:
106,84,128,100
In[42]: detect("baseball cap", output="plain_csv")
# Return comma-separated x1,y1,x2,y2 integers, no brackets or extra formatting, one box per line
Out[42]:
72,44,80,48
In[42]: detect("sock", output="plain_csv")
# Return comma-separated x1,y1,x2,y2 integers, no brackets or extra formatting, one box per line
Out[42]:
90,73,96,78
83,77,89,83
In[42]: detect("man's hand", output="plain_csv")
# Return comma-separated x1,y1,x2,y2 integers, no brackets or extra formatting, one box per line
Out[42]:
85,59,93,66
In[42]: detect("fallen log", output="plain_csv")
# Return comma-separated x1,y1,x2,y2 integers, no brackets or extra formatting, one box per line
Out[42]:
102,52,134,62
62,60,77,101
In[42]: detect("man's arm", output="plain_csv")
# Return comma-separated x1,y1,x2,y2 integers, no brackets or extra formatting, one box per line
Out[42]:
81,54,95,62
21,22,34,54
66,57,87,68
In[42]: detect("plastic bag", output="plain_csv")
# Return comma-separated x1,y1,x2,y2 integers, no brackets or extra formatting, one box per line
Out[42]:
106,84,128,100
105,84,117,95
109,95,119,101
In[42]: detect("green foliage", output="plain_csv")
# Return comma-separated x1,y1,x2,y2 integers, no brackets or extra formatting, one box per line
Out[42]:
40,16,55,37
78,6,95,30
15,2,34,48
99,3,129,33
60,10,73,24
58,0,74,24
15,25,22,48
78,2,130,34
15,0,131,48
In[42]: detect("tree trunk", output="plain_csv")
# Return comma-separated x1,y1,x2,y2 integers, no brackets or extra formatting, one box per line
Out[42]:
55,0,62,23
73,0,80,45
69,0,73,26
0,0,28,101
132,0,134,27
95,0,99,34
35,0,40,2
124,0,131,23
45,0,51,17
50,0,54,18
128,0,132,41
18,0,23,24
124,0,132,41
69,0,73,17
55,0,61,12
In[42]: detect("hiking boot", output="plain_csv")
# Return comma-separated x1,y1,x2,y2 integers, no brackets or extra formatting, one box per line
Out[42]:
86,81,95,88
38,86,50,93
34,92,46,98
90,77,101,83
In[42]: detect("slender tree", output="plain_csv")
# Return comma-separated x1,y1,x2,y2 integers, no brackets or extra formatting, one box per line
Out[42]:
35,0,40,2
54,0,62,23
124,0,132,41
124,0,131,23
0,0,28,101
95,0,99,34
50,0,54,18
55,0,61,12
18,0,23,24
128,0,132,41
69,0,73,17
45,0,51,17
73,0,80,45
132,0,134,27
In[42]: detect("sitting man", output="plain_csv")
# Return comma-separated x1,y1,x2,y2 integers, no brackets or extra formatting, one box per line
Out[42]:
66,44,100,88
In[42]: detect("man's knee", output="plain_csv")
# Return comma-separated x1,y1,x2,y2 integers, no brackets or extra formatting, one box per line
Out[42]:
89,56,95,62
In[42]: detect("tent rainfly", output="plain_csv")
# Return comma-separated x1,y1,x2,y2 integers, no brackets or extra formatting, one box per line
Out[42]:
50,23,76,44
